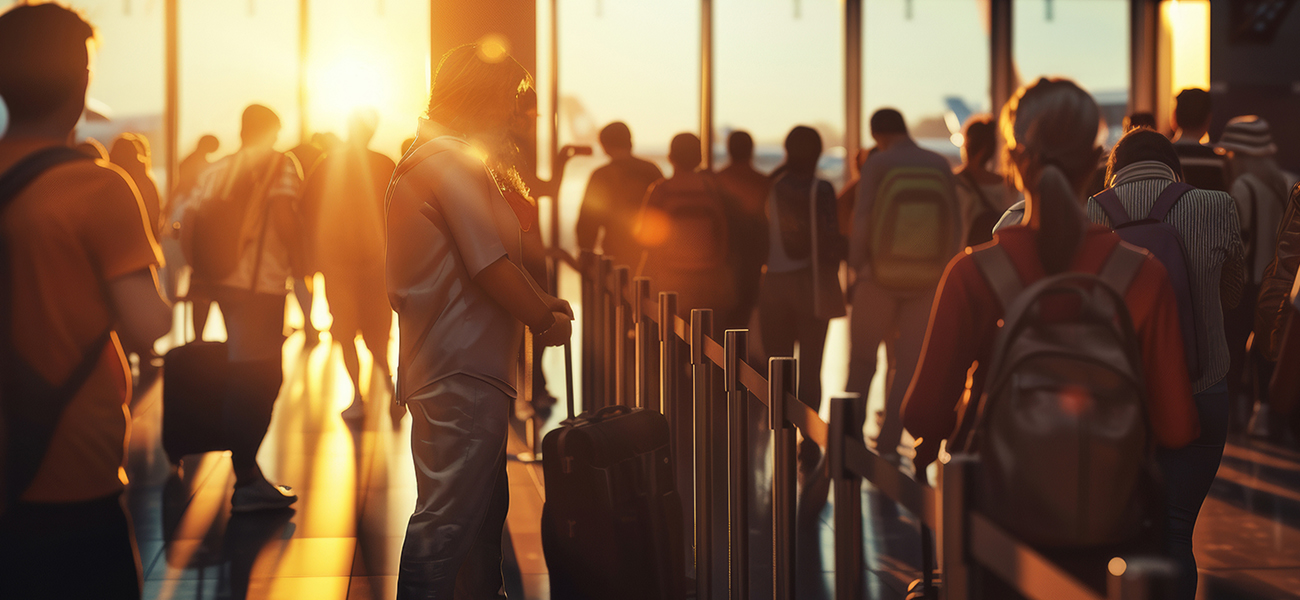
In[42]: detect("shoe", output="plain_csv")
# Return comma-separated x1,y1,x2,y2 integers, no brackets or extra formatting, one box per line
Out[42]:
231,478,297,513
341,396,366,421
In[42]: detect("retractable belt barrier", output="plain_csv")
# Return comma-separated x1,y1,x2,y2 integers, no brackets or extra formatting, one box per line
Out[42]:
543,248,1166,600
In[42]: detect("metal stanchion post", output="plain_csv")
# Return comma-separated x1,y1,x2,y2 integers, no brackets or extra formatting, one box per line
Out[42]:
613,266,630,407
634,278,654,409
660,293,680,430
724,330,749,600
691,309,714,600
768,357,797,600
592,255,610,411
579,251,595,412
829,394,865,600
939,455,975,600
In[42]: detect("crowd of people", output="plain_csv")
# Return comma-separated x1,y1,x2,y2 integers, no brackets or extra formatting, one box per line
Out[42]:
3,2,1300,600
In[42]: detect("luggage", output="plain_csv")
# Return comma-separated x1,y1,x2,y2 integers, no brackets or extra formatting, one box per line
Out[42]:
161,341,230,462
541,344,685,600
1092,182,1202,378
869,166,958,290
958,242,1160,548
650,177,730,272
188,154,282,281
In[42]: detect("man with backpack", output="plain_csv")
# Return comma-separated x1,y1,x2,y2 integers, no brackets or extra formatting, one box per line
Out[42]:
181,104,303,512
847,108,961,462
0,4,173,597
576,122,664,268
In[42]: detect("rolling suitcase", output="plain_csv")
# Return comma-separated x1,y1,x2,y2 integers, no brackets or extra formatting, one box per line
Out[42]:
541,343,685,600
161,341,230,462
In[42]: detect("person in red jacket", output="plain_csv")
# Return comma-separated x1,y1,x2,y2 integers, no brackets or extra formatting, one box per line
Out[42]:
900,78,1200,596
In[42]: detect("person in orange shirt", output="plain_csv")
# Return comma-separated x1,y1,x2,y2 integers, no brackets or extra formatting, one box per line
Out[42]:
0,4,172,598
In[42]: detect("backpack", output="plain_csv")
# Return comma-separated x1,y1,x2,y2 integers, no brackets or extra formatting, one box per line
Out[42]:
1092,182,1202,379
189,153,284,282
957,243,1160,548
962,173,1000,248
869,166,957,290
0,146,104,510
650,177,729,272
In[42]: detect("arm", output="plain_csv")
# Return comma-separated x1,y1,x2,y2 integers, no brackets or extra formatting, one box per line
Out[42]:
472,256,570,346
1256,184,1300,359
849,160,882,270
1220,197,1246,311
108,268,172,349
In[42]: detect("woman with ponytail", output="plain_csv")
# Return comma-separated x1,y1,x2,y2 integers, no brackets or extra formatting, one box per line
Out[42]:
899,78,1199,594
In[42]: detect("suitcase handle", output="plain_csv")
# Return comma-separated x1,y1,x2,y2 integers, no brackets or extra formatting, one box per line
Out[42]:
564,340,575,420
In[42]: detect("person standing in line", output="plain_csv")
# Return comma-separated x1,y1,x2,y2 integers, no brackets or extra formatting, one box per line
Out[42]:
847,108,961,462
1170,88,1230,193
954,115,1016,248
0,4,173,597
714,130,770,331
161,134,219,303
182,104,302,512
108,133,167,386
301,108,397,420
386,45,572,598
575,121,663,267
757,126,844,468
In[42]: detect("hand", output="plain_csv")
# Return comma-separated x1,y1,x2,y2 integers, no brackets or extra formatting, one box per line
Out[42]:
545,296,574,319
535,311,573,347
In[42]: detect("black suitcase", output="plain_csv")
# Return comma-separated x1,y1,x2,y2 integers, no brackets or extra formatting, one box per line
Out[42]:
161,341,230,462
540,345,685,600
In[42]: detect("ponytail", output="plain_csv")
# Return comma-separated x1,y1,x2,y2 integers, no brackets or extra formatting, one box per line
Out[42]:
1033,164,1088,274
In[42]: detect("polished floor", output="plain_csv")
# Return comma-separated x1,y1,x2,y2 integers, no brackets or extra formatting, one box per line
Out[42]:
124,283,1300,600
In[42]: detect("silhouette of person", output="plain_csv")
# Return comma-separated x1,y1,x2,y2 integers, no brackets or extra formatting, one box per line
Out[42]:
162,134,219,303
1171,88,1229,192
301,108,396,420
954,115,1015,247
715,130,770,330
575,122,664,266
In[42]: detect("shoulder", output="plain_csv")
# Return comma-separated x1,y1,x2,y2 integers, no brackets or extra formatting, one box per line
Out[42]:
1189,188,1237,213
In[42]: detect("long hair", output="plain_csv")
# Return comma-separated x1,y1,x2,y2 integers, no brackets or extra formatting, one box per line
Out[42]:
1001,78,1101,275
426,44,534,197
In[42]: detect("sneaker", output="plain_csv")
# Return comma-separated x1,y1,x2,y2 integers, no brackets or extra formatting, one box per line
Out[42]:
341,396,366,421
231,478,297,513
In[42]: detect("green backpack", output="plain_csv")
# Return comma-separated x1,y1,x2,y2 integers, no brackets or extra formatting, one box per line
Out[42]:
869,166,956,290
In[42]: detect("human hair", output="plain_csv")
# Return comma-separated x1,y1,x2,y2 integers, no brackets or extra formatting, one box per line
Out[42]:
669,133,702,173
426,44,533,140
0,3,95,123
870,108,908,136
1001,77,1101,275
1173,88,1212,132
727,130,754,163
197,134,220,155
961,115,997,165
599,122,632,152
109,132,151,170
1124,112,1157,131
782,125,823,175
240,104,281,147
1106,127,1182,184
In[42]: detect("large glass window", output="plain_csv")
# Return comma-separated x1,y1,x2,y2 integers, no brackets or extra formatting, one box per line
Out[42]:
715,0,843,181
863,0,990,165
1014,0,1129,145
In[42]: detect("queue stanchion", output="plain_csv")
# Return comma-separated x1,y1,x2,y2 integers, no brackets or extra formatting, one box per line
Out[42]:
724,330,750,600
829,394,866,600
939,455,975,600
768,357,797,600
591,255,611,411
660,293,680,445
691,308,715,600
579,251,595,412
633,278,655,410
613,266,630,407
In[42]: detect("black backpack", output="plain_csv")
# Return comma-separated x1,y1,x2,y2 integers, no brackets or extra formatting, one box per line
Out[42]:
955,243,1162,548
0,146,103,510
189,153,283,282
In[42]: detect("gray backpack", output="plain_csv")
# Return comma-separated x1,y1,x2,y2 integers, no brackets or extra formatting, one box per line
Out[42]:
954,242,1160,548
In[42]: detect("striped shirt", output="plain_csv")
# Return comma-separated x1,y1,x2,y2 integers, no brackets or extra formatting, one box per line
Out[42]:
1086,161,1245,393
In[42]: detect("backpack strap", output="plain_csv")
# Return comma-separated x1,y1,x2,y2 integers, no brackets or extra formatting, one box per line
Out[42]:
1146,182,1194,222
971,244,1023,311
0,147,88,211
1091,188,1133,226
1097,242,1148,296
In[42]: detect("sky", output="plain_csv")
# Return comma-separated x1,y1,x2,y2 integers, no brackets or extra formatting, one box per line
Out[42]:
2,0,1138,166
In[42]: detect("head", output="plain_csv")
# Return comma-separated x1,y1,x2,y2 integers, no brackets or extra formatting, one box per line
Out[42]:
1106,128,1182,185
599,121,633,158
727,130,754,165
74,137,107,161
426,44,533,170
0,3,95,137
1172,88,1212,136
1001,77,1102,274
869,108,908,149
1217,115,1277,160
196,134,220,156
348,107,379,146
782,126,823,177
1124,112,1157,132
960,115,997,168
240,104,281,150
109,132,151,170
668,133,702,175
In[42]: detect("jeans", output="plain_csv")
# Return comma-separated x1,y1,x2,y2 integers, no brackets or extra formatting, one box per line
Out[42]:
211,287,286,479
399,375,510,600
1156,379,1229,600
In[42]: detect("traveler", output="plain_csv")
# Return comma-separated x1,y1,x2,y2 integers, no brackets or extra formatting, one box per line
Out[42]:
758,126,844,467
954,115,1015,247
901,77,1200,597
108,133,162,236
182,104,302,512
175,134,220,199
287,133,336,347
386,44,573,599
836,148,872,237
0,4,172,598
1171,88,1229,192
302,108,396,420
575,121,664,267
847,108,960,461
1125,112,1158,131
1256,183,1300,361
161,135,220,302
715,130,769,330
636,133,738,327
